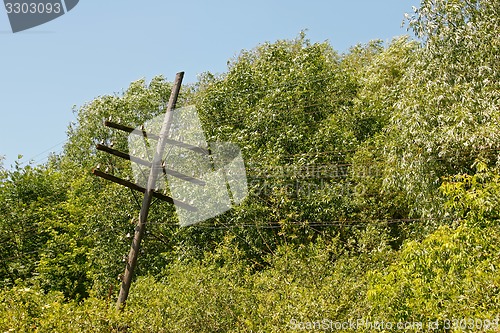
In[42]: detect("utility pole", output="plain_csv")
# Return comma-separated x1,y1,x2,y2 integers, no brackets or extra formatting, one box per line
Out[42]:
92,72,188,309
116,72,184,309
93,71,242,309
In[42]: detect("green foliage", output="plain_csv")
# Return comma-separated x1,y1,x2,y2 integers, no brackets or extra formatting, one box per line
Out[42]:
367,224,500,325
347,37,420,220
0,286,124,332
192,33,365,248
441,161,500,225
0,236,390,332
376,0,500,216
367,162,500,325
196,33,358,157
0,163,68,288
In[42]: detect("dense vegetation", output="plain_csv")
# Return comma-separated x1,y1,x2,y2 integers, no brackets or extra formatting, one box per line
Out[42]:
1,0,499,331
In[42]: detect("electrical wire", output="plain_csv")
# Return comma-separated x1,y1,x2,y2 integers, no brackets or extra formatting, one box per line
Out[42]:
15,139,68,167
145,217,449,229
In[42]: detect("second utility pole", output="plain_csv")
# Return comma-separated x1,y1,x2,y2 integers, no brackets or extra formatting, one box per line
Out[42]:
116,72,184,309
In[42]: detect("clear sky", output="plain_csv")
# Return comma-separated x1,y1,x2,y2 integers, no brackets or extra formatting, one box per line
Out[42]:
0,0,419,169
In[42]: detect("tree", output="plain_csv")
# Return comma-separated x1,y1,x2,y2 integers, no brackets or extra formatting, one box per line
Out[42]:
352,0,500,222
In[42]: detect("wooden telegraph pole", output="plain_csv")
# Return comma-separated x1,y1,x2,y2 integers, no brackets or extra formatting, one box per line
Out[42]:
116,71,184,308
93,72,185,309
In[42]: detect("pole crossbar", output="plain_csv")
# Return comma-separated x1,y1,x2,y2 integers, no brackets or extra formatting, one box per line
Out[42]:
104,121,208,155
95,144,205,186
92,169,197,212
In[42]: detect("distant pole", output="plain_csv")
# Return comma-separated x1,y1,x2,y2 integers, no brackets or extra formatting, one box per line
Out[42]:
116,72,184,309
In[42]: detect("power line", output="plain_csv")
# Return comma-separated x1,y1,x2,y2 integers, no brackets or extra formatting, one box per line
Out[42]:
16,139,68,167
199,71,344,100
145,217,449,228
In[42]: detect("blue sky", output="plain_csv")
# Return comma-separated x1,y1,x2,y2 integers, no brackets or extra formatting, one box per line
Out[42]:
0,1,419,169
